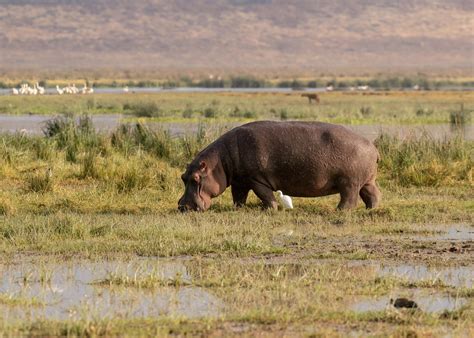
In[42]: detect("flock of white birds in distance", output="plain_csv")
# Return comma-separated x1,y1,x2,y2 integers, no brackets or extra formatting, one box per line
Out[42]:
11,84,130,95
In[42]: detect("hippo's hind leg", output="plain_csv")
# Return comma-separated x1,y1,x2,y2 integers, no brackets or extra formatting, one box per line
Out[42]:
359,181,381,209
251,182,278,209
231,184,250,207
337,182,360,210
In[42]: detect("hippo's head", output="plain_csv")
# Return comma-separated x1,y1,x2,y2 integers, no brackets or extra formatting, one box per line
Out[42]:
178,160,219,212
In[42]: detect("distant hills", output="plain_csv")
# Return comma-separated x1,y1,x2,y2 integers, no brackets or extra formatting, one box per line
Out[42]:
0,0,472,74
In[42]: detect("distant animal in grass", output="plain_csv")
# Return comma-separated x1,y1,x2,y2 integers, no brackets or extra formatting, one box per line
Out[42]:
301,93,320,104
276,190,293,209
391,298,418,309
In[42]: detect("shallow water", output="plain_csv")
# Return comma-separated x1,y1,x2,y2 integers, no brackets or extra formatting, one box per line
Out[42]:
351,289,468,313
0,113,471,141
0,258,222,321
411,224,474,242
0,114,121,135
347,261,473,288
0,87,324,96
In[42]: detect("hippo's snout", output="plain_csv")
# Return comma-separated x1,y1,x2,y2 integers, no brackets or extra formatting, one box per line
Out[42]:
178,196,200,212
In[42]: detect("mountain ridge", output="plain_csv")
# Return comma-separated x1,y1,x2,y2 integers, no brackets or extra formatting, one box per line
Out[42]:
0,0,472,74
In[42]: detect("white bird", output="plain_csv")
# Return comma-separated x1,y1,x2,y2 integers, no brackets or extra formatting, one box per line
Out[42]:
36,82,45,95
86,85,94,94
325,85,334,92
56,85,64,95
123,86,129,93
81,84,88,94
12,88,19,95
29,84,38,95
64,84,72,94
276,190,293,209
21,84,30,95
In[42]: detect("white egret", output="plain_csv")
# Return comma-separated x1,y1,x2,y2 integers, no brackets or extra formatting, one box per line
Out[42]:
56,85,64,95
276,190,293,209
12,88,19,95
36,82,45,95
123,86,129,93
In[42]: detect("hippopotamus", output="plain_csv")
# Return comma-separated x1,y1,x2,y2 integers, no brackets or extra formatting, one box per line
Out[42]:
178,121,381,211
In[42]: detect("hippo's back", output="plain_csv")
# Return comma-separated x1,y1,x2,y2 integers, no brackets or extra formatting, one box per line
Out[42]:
226,121,378,197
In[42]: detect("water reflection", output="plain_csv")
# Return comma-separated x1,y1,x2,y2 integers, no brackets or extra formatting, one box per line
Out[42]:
0,258,223,321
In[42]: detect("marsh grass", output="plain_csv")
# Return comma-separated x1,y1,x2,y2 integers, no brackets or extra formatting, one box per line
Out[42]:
98,270,189,288
1,91,472,125
125,101,162,118
0,117,473,335
0,293,44,307
25,170,54,193
375,133,473,187
111,123,173,160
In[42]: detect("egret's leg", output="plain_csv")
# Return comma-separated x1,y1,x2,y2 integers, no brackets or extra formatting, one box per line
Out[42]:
231,184,250,207
359,182,381,209
251,182,278,209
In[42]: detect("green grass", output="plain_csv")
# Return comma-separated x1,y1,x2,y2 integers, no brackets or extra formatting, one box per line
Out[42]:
0,91,473,125
0,110,473,335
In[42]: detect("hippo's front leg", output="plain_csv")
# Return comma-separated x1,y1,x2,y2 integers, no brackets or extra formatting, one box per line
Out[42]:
251,181,278,209
231,184,250,207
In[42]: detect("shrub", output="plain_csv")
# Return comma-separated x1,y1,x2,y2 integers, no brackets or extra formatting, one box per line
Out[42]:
115,165,150,193
450,106,471,126
204,107,217,118
182,106,193,118
127,102,161,118
43,114,98,151
80,150,100,179
32,138,53,160
360,106,373,117
230,76,265,88
415,108,434,116
280,109,288,120
86,98,96,110
0,198,15,216
25,169,54,193
111,123,173,160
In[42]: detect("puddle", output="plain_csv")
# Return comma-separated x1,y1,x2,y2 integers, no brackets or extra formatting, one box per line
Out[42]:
378,265,473,288
0,258,223,321
411,224,474,241
0,114,122,135
351,289,468,314
346,261,473,288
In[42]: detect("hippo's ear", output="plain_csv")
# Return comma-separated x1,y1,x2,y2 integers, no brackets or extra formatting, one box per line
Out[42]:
199,161,207,172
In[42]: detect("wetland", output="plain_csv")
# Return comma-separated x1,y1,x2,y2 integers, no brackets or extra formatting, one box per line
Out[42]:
0,91,472,336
